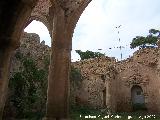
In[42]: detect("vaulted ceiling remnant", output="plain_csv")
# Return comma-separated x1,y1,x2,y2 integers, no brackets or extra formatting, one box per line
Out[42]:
26,0,52,31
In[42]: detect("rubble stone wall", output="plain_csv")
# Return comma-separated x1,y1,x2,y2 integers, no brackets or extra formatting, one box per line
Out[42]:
10,33,160,113
72,57,117,110
116,48,160,112
72,47,160,113
10,32,51,76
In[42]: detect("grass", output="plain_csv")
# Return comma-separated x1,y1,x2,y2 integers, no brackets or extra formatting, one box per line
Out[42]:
70,106,160,120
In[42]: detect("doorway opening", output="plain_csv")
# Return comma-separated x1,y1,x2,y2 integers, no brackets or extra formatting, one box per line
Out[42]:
131,85,147,111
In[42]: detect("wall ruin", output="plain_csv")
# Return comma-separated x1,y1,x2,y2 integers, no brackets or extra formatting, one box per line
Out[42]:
116,48,160,112
9,32,160,113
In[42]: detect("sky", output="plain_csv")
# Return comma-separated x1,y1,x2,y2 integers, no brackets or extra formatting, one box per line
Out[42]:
24,0,160,61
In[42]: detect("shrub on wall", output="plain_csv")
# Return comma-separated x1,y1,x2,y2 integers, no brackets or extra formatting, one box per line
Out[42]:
70,66,83,108
3,52,48,119
75,50,105,60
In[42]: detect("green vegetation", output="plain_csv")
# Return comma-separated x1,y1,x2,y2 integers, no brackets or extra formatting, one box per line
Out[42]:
75,50,105,60
130,29,160,49
70,66,83,86
69,66,83,107
4,51,84,119
4,48,159,120
3,52,48,119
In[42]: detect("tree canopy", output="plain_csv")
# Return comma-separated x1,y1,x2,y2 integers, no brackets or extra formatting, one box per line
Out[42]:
75,50,105,60
130,29,160,49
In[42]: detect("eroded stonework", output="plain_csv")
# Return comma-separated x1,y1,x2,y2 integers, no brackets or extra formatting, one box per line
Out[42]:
72,47,160,113
9,33,160,113
10,32,51,75
28,0,52,30
72,57,117,110
116,48,160,112
0,0,93,119
56,0,87,16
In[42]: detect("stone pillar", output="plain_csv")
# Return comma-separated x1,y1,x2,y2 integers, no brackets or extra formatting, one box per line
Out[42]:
45,4,71,120
45,0,93,119
0,44,15,119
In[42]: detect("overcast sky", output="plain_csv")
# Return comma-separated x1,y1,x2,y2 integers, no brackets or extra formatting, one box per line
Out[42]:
25,0,160,61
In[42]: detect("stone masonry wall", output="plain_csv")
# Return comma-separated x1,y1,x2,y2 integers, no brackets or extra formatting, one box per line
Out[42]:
10,32,51,76
4,32,51,118
72,57,117,110
116,48,160,112
9,32,160,113
72,47,160,113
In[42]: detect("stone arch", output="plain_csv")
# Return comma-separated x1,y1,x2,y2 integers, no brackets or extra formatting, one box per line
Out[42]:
131,85,146,111
24,0,52,37
0,0,40,118
24,17,52,44
26,15,50,32
131,85,144,104
0,1,40,48
66,0,92,40
0,0,94,119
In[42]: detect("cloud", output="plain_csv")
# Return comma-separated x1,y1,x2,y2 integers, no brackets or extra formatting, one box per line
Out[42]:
72,0,160,61
24,20,51,46
24,0,160,61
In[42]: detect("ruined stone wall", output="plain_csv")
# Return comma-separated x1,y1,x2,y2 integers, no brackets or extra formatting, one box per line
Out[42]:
4,32,51,118
72,47,160,113
10,32,51,76
10,32,117,110
116,48,160,112
72,57,117,110
9,33,160,113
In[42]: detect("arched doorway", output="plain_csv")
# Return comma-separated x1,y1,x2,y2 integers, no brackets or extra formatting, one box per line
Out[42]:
131,85,146,111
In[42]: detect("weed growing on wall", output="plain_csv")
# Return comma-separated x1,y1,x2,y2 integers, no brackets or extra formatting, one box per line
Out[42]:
4,52,48,119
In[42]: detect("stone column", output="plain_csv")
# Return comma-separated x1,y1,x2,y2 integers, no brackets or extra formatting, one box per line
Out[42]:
0,44,15,119
45,4,71,120
45,0,93,119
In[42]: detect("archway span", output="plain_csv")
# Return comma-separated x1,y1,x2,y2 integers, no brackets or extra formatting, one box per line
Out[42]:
24,20,51,46
0,0,40,118
3,19,52,119
24,0,52,36
25,16,50,34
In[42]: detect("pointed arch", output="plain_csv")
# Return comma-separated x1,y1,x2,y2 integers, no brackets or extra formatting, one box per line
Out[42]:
24,0,53,36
